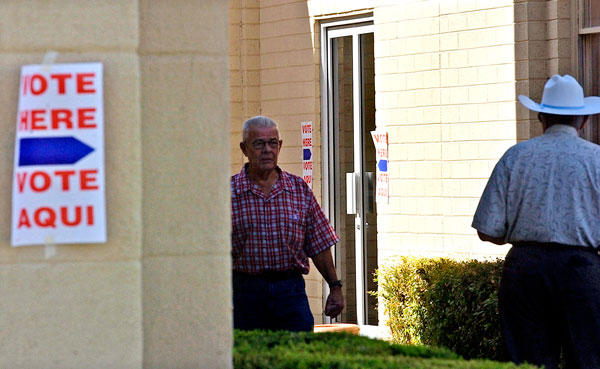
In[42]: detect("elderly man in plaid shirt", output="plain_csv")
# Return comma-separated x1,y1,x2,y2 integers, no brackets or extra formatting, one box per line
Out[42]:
231,115,344,331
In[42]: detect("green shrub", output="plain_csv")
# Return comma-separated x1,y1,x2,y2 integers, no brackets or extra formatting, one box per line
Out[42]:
376,257,505,361
234,330,538,369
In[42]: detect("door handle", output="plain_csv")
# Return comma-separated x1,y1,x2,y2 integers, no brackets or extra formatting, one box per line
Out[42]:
346,172,357,214
348,172,373,215
365,172,374,214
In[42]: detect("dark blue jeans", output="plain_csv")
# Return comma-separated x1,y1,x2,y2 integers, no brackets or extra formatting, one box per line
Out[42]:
233,271,314,332
499,244,600,369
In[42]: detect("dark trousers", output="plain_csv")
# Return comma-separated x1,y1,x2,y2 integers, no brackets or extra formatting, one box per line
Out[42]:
499,243,600,369
233,271,314,332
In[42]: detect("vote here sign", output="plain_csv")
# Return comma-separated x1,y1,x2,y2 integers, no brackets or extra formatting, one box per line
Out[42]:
11,62,106,246
371,130,389,204
301,121,313,189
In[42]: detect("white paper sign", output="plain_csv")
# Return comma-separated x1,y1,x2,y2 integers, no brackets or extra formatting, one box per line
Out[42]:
11,62,106,246
371,131,389,204
301,121,313,189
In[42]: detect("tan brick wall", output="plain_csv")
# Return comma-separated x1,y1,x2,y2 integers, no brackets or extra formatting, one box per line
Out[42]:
259,0,319,187
515,0,576,141
230,0,262,174
374,0,516,261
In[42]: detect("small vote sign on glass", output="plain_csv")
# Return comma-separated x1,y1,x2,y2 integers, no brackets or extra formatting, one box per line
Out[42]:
11,62,106,246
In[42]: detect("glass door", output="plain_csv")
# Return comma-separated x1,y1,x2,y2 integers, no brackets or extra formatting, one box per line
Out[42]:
321,19,377,326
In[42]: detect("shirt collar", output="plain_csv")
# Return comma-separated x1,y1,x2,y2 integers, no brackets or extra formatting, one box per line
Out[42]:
234,165,253,194
235,164,295,195
545,124,578,136
278,170,295,192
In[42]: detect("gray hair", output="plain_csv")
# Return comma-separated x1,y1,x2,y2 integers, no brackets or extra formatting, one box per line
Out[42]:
242,116,279,142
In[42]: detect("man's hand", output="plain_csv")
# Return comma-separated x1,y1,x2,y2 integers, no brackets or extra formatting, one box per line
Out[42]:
325,286,344,317
312,247,345,317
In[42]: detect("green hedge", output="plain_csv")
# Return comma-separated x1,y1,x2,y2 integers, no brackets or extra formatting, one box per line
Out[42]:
234,330,538,368
375,257,505,361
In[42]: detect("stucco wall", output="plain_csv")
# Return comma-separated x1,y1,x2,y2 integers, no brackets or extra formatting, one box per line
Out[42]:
0,2,143,367
0,1,231,368
140,1,232,368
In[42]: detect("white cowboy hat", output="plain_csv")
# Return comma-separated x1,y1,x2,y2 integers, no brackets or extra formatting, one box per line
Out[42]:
518,74,600,115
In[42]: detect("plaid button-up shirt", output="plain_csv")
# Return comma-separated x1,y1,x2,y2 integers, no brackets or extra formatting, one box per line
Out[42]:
231,165,339,274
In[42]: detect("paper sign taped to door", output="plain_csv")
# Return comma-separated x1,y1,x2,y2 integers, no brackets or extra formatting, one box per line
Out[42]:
301,121,313,189
371,130,388,203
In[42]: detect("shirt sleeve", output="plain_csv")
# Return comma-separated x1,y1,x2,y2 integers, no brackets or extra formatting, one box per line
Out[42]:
303,188,339,258
472,158,509,239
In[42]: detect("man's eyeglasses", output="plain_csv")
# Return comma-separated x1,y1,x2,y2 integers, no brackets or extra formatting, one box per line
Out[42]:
251,139,280,150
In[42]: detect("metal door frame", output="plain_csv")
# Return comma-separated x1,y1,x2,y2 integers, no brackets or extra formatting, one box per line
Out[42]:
320,17,374,325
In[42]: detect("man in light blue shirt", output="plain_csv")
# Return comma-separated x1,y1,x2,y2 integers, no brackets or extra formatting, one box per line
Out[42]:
473,75,600,369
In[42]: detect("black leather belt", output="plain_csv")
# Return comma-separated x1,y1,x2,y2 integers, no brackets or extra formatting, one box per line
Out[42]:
233,270,302,281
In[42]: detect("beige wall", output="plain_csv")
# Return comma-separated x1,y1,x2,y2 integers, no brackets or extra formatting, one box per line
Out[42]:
0,1,231,368
515,0,575,141
373,0,577,263
140,1,232,368
374,0,517,261
230,0,262,174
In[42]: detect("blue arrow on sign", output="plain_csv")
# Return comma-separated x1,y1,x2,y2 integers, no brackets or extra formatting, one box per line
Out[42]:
19,137,95,166
303,148,312,161
378,159,388,172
